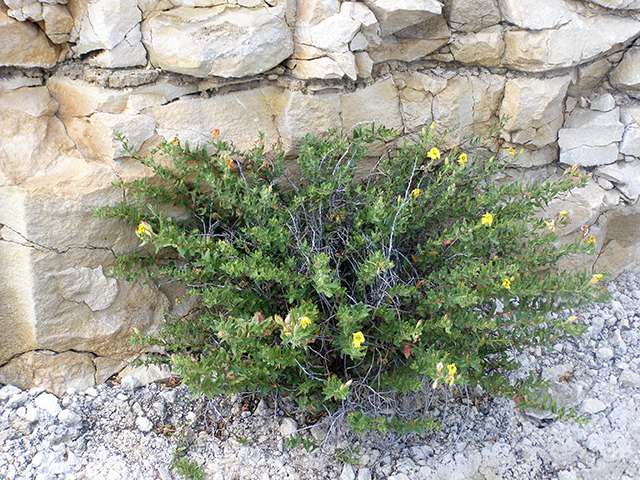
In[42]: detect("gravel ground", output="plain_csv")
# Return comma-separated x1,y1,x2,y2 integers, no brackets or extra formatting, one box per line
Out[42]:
1,273,639,480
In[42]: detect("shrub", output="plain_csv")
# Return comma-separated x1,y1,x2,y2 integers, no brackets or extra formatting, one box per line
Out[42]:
96,123,606,430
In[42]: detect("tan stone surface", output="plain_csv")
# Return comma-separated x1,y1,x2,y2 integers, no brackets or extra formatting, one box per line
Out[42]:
0,11,59,68
450,25,504,67
444,0,500,33
341,77,403,133
275,90,341,153
0,351,96,397
368,15,450,63
503,13,640,72
610,46,640,91
500,75,571,149
142,5,294,78
363,0,442,37
146,85,282,150
432,73,505,148
42,4,74,44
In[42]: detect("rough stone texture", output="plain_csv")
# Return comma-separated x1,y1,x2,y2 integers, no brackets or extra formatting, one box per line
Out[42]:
362,0,442,37
146,85,282,150
432,73,505,148
142,5,294,78
499,0,572,31
610,46,640,92
443,0,500,33
75,0,142,55
559,108,625,167
0,351,96,397
0,11,59,67
500,75,571,149
449,25,504,67
503,13,640,72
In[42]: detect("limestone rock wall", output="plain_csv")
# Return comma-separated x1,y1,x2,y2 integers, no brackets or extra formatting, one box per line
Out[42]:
3,0,640,394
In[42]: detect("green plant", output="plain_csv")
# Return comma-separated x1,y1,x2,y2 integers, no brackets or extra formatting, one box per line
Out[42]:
172,441,206,480
96,122,606,432
284,434,320,452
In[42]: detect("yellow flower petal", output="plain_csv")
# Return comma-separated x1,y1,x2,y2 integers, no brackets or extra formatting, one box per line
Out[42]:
352,331,365,348
458,153,468,165
427,147,441,160
481,213,493,226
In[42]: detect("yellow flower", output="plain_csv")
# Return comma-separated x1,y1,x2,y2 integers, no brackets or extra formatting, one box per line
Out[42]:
458,153,468,165
502,278,511,290
481,213,493,226
586,274,604,287
587,235,596,245
560,210,568,216
299,316,312,329
508,147,516,155
545,220,555,232
445,363,457,387
430,122,436,133
136,222,151,236
412,188,421,197
427,147,441,160
352,331,365,348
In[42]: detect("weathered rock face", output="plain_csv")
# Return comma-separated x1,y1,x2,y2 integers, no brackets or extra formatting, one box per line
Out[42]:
142,4,294,78
3,0,640,394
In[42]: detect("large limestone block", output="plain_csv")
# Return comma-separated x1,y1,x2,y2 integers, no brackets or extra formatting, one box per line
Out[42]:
443,0,500,33
0,86,59,118
275,90,342,153
610,47,640,92
146,86,283,150
0,163,169,363
498,0,572,31
341,77,403,133
559,108,624,167
559,108,624,150
47,76,129,118
368,15,450,63
500,75,571,148
65,113,156,160
397,71,447,132
450,25,504,67
142,5,294,78
75,0,142,55
0,196,38,364
596,161,640,201
432,73,505,148
0,351,96,397
0,88,77,185
362,0,442,36
504,14,640,72
0,11,59,68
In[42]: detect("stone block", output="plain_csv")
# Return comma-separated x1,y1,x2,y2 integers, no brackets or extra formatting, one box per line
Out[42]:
0,351,96,398
0,11,59,68
504,13,640,72
444,0,500,33
142,5,294,78
450,25,504,67
362,0,442,37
